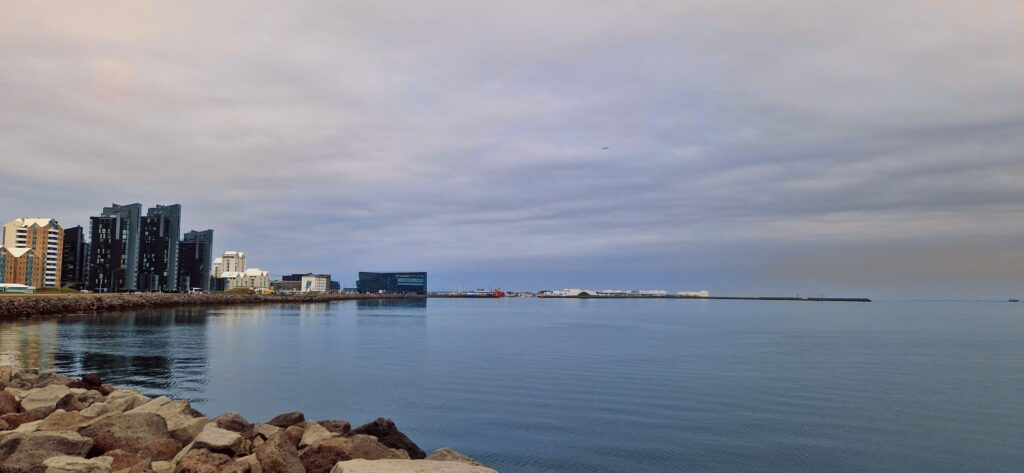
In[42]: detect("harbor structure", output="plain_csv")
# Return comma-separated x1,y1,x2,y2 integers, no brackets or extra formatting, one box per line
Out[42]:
356,272,428,295
2,218,64,288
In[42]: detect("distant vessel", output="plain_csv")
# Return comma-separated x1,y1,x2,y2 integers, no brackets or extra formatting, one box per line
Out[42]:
1010,299,1020,303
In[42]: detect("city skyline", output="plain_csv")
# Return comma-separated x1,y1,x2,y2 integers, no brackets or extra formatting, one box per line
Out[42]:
1,1,1021,298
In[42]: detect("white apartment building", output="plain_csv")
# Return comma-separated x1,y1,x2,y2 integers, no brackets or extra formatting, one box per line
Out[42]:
212,251,246,278
219,268,270,290
301,274,329,293
2,218,63,288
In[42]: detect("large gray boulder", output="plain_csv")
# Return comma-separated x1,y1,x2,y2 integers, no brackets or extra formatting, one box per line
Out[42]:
103,390,150,414
254,432,303,473
0,390,21,415
329,459,499,473
351,418,426,459
192,424,242,456
172,448,232,473
426,448,489,468
267,412,304,429
211,412,250,434
19,385,72,416
299,435,408,473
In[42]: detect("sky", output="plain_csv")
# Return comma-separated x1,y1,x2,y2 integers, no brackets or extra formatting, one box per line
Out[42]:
1,1,1022,298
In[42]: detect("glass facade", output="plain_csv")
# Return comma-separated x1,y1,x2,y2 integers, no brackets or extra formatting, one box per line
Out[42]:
356,272,427,295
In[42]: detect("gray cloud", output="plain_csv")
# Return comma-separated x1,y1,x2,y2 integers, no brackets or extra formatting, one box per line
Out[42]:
1,0,1021,297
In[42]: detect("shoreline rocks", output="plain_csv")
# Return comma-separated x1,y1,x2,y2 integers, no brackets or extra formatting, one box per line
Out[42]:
0,293,426,320
0,367,496,473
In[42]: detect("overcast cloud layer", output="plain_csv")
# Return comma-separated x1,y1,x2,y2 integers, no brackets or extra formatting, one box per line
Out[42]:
1,1,1022,298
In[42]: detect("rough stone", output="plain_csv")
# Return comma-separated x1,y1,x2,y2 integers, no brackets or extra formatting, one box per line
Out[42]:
79,412,182,461
282,426,303,449
0,431,93,473
211,413,249,434
426,448,489,467
1,411,43,430
78,403,112,420
299,422,334,448
20,385,73,416
42,455,113,473
254,432,303,473
128,398,198,441
104,391,150,414
66,374,103,392
192,425,242,456
299,435,408,473
31,373,74,389
351,418,426,459
329,459,499,473
0,366,12,384
54,394,85,413
266,412,304,429
0,390,21,415
38,410,82,432
150,462,173,473
170,417,208,445
317,420,350,436
99,449,150,471
251,425,280,440
172,448,232,473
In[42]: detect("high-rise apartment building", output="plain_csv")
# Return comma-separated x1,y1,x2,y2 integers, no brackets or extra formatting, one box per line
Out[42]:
88,203,142,292
2,218,63,288
178,229,214,292
138,204,181,292
61,226,90,289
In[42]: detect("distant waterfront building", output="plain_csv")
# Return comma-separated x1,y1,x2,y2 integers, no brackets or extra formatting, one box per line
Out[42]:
138,204,181,292
212,251,246,279
178,230,214,292
281,273,334,293
356,272,427,295
0,247,40,288
2,218,64,288
61,226,90,289
678,290,711,298
89,203,142,292
214,268,269,291
301,274,329,292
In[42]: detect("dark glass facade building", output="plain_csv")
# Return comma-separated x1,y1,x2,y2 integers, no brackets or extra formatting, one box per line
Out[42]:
61,226,90,289
88,203,142,292
138,205,181,292
356,272,427,295
178,229,214,292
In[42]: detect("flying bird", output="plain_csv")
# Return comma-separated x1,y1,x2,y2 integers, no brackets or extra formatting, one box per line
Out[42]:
602,147,609,150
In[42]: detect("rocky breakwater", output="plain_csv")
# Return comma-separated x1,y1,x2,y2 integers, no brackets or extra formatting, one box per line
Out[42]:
0,367,497,473
0,293,422,320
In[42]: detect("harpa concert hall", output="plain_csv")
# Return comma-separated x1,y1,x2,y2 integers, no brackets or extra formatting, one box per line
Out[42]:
356,272,427,295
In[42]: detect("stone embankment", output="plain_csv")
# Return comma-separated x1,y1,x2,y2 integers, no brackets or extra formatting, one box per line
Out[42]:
0,367,497,473
0,293,424,320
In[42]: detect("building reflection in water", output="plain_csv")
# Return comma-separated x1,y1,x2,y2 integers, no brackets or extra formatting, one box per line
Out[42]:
356,298,428,311
0,307,211,402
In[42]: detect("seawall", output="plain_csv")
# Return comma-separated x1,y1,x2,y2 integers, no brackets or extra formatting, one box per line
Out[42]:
0,293,425,320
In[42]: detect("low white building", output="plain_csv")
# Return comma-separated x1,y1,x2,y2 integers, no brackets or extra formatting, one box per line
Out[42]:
301,274,329,293
218,268,269,290
678,290,711,298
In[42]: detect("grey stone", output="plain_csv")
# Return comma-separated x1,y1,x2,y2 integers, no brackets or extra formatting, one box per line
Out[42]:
42,455,113,473
329,459,499,473
192,424,242,456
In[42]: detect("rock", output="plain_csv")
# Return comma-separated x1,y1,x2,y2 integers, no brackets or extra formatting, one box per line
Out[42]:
1,411,43,430
170,417,208,445
254,432,303,473
150,462,173,473
229,455,261,473
78,403,112,420
13,420,43,433
317,420,350,436
329,459,499,473
42,455,114,473
54,394,85,412
192,425,242,456
0,431,93,473
66,374,103,392
20,385,73,416
172,448,231,473
79,412,182,461
282,426,303,449
211,413,249,434
0,419,9,431
128,398,199,442
299,435,408,473
351,418,426,459
0,366,12,384
32,373,74,389
38,410,82,432
426,448,489,467
104,391,150,414
0,431,26,462
266,412,304,429
0,390,21,415
299,422,334,448
251,425,280,440
99,449,150,471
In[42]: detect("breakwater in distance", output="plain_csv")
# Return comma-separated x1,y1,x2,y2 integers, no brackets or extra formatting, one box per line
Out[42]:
0,367,495,472
0,293,426,320
529,295,872,302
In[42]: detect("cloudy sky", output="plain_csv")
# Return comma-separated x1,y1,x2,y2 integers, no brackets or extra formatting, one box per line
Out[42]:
1,1,1021,298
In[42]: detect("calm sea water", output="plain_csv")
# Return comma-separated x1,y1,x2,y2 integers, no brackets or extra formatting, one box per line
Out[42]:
1,298,1022,472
